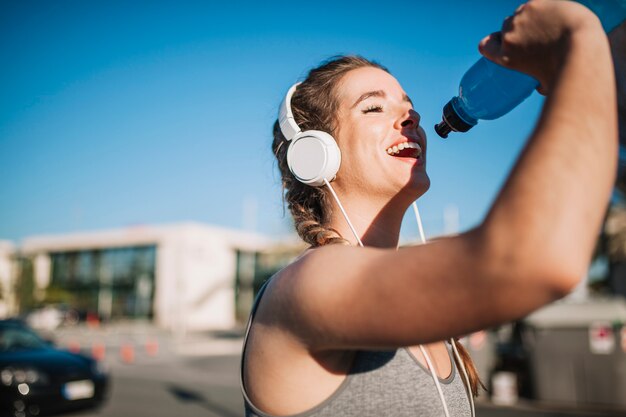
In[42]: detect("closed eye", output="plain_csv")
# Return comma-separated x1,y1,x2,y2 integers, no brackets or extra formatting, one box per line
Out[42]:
362,105,383,114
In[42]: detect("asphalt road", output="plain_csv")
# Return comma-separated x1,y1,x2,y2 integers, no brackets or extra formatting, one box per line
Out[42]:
41,322,623,417
33,321,623,417
63,353,244,417
56,352,626,417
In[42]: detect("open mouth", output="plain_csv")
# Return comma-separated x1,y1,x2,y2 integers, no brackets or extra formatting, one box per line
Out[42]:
385,141,422,159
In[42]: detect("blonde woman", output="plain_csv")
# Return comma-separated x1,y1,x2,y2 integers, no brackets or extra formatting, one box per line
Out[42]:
241,1,617,416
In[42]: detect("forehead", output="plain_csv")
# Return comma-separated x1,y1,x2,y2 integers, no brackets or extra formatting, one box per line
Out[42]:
336,66,404,106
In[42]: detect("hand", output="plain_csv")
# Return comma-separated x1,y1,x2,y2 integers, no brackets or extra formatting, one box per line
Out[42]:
479,0,604,94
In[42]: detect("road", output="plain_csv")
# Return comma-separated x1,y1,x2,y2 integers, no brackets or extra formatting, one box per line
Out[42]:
59,354,625,417
44,324,623,417
66,353,243,417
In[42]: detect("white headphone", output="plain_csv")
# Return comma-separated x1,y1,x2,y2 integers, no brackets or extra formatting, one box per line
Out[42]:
278,83,341,187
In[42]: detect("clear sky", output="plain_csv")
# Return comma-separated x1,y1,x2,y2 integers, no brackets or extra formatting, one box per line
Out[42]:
1,0,545,243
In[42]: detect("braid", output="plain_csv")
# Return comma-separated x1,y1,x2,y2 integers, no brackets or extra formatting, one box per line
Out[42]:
271,56,386,247
273,120,350,247
292,204,350,247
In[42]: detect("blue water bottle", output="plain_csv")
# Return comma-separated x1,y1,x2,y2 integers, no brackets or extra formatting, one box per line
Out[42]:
435,0,626,139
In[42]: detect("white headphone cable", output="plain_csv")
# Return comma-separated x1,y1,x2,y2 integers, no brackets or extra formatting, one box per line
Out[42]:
419,344,452,417
412,202,476,417
412,203,450,417
322,182,473,417
450,337,476,417
323,178,364,247
412,201,427,244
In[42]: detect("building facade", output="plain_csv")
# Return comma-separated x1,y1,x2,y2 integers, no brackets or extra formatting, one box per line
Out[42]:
3,223,304,332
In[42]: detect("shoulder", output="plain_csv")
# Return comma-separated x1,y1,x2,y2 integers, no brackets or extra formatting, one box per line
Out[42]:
253,244,355,329
269,243,378,302
255,243,385,340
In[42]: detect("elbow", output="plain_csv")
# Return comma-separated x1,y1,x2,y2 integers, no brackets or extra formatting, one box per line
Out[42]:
515,255,587,301
534,265,585,300
473,225,587,300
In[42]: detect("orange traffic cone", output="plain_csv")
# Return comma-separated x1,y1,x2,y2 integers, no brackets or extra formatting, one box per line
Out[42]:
120,343,135,364
68,340,81,354
145,339,159,357
92,342,106,361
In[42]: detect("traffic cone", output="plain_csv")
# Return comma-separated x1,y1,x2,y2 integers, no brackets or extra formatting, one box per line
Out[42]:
86,313,100,329
68,340,81,354
145,339,159,357
92,342,106,361
120,343,135,364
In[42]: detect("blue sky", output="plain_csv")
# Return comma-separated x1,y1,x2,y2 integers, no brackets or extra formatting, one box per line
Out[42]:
0,0,544,243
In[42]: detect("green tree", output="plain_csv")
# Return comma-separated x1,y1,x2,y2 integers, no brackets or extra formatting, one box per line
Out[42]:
15,257,36,313
43,284,74,305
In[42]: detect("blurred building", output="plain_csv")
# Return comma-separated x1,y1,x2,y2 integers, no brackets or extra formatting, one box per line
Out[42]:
3,223,304,332
605,204,626,297
0,240,16,318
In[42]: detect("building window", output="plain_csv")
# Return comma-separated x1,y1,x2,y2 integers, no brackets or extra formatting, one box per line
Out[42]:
49,245,156,320
234,245,304,322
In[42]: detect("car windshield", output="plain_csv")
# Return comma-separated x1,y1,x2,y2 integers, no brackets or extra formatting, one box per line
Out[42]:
0,326,48,352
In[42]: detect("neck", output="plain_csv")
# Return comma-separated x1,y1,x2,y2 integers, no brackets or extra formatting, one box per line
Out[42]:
327,190,412,249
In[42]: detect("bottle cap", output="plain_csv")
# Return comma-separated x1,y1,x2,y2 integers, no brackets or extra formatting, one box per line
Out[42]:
434,101,475,138
434,121,452,139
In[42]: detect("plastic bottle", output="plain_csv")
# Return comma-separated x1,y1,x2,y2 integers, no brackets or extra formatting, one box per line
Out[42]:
435,0,626,138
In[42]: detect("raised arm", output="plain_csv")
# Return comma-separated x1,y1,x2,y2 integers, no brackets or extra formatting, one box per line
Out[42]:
263,0,618,350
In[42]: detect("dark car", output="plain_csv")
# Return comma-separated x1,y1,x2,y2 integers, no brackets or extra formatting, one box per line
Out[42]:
0,319,109,416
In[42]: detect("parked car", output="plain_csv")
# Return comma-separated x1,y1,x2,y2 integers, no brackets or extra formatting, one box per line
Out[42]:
0,319,109,416
25,305,82,331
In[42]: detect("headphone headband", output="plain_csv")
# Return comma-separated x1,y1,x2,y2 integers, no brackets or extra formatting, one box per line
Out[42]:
278,83,302,141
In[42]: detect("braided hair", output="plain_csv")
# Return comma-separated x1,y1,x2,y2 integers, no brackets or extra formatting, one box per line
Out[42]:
272,56,386,246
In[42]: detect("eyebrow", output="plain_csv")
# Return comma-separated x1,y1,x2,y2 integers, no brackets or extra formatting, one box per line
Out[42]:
351,90,414,108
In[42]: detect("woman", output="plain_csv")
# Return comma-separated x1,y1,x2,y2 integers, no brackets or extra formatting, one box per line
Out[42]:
241,1,617,416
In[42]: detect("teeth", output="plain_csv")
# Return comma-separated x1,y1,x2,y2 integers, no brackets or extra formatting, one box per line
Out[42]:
385,141,422,157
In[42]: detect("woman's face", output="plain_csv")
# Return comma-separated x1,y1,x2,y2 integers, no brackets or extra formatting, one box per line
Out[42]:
333,66,430,201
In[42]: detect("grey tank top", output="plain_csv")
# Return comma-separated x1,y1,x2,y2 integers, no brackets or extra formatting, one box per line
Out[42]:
240,279,473,417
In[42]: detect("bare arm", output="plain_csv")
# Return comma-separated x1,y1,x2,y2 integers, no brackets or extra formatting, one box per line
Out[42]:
262,0,618,350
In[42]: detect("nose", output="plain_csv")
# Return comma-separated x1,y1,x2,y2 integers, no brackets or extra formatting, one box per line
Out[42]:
396,108,421,130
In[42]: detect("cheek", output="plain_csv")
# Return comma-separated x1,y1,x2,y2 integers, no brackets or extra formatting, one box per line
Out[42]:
418,127,428,152
335,118,390,175
342,134,386,173
418,125,427,140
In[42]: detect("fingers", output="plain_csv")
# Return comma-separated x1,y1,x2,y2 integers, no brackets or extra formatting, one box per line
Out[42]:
536,83,549,96
479,32,508,65
478,5,524,67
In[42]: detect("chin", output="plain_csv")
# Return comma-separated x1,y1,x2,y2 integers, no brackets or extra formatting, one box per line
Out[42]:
394,172,430,202
409,171,430,196
414,178,431,199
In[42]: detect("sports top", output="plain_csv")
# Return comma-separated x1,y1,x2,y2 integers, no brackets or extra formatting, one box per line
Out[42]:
240,279,473,417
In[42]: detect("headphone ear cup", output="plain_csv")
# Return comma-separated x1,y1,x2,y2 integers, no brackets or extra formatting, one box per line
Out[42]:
287,130,341,187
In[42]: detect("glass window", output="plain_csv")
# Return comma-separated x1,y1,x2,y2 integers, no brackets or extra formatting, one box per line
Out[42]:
50,245,156,319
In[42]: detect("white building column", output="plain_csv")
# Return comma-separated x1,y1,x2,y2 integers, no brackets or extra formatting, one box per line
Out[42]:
33,253,51,302
0,241,16,318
